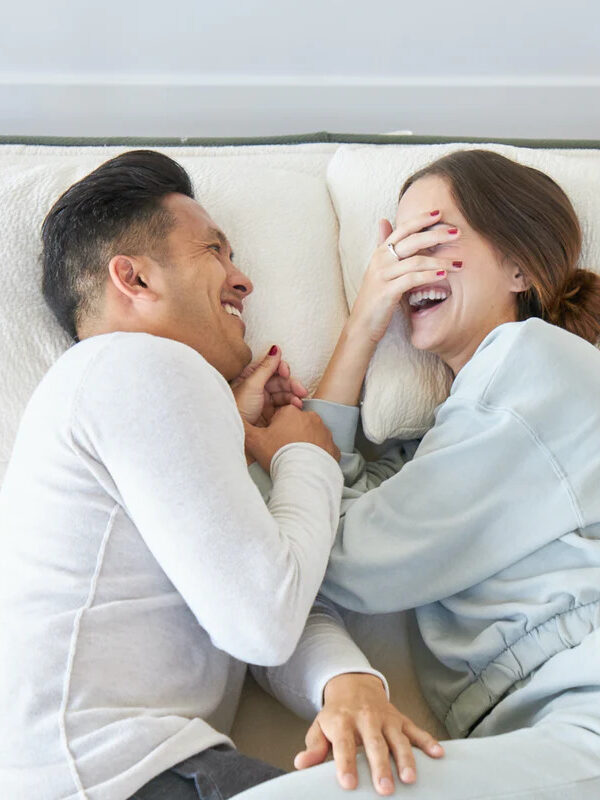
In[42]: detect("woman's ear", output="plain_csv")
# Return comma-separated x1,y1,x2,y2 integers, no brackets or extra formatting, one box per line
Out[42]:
511,269,531,294
502,256,531,294
108,255,158,302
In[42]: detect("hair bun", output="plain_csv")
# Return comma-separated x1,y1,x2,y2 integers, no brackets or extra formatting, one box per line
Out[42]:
548,269,600,345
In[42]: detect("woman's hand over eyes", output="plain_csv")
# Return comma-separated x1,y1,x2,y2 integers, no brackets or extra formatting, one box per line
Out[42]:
349,210,462,344
295,673,444,795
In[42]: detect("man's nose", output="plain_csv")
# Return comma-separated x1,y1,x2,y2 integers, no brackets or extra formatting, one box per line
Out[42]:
227,262,253,296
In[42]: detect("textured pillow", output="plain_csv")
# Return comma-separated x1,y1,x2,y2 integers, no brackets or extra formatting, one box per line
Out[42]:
0,143,346,484
327,143,600,442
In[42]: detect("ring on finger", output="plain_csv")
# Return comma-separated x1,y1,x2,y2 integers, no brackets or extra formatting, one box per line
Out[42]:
386,243,399,260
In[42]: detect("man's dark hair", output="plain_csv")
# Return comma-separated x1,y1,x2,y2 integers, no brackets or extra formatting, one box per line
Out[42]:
41,149,194,339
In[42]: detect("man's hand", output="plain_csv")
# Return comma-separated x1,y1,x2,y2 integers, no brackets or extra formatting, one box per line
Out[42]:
231,345,308,427
244,406,340,471
294,673,444,795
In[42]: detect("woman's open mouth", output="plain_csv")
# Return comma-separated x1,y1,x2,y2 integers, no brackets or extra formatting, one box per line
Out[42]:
407,286,451,317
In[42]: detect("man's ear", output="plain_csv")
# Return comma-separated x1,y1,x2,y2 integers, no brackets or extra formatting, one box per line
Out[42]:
108,255,159,302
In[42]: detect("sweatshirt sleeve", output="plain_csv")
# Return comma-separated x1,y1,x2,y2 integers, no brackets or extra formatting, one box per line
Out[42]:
321,397,581,613
250,595,388,720
71,334,343,666
303,398,408,492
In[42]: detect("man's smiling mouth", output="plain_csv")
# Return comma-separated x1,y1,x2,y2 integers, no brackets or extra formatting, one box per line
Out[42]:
222,302,242,319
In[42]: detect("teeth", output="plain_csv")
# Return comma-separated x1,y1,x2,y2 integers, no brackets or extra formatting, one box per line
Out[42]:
408,289,449,308
223,303,242,319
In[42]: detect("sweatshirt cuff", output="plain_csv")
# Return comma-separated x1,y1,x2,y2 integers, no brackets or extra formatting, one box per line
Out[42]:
303,399,360,453
248,461,272,502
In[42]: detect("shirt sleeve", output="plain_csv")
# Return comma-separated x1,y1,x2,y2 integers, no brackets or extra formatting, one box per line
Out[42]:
71,334,343,666
321,396,580,613
250,595,389,720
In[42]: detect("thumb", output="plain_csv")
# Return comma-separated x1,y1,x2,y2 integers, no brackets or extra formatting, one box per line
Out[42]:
244,345,282,390
294,721,330,770
378,218,393,245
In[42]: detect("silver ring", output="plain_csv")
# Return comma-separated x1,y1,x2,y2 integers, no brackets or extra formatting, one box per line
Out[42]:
386,242,399,260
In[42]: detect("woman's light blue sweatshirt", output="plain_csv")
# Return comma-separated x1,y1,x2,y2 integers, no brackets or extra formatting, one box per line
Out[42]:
309,319,600,738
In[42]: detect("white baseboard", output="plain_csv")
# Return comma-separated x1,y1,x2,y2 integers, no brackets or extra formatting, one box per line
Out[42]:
1,77,599,139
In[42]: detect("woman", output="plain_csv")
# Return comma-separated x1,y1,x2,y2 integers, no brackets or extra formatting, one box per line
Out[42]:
240,150,600,799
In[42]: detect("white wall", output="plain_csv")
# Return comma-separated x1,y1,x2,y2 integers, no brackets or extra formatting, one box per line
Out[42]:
1,0,599,138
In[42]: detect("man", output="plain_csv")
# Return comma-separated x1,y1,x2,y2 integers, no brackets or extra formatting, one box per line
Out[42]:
0,150,414,800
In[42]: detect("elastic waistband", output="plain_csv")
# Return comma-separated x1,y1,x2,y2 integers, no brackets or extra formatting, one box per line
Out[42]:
445,599,600,738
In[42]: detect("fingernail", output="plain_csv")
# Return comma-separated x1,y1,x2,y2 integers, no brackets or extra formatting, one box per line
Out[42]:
268,345,278,356
342,773,357,789
430,209,440,216
436,270,446,277
430,743,444,755
447,228,458,234
401,767,416,783
452,261,463,268
379,777,394,793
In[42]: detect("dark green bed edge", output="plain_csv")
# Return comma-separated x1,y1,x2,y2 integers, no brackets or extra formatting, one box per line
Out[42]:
0,132,599,149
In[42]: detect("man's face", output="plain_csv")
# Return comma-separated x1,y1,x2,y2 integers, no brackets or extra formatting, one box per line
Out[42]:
150,193,253,381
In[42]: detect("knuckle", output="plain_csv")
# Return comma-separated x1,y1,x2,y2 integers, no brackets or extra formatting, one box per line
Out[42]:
333,735,355,752
364,734,387,750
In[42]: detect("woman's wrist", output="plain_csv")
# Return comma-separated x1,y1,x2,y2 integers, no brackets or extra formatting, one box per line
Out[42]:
313,321,376,405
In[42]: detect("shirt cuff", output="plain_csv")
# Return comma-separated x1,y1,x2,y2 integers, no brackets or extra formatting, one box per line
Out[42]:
247,460,272,502
303,398,360,453
315,667,390,710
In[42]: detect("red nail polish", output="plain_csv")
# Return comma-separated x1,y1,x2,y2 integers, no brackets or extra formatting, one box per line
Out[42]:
430,209,440,216
447,228,458,234
436,270,446,277
269,345,278,355
452,261,463,267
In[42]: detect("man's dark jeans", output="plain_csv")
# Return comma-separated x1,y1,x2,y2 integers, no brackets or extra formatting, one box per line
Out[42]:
130,745,286,800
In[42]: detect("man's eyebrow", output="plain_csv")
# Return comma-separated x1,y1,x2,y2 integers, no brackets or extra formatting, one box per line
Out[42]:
207,227,230,249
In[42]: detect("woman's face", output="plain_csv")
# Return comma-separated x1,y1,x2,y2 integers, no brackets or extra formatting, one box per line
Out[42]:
396,175,526,374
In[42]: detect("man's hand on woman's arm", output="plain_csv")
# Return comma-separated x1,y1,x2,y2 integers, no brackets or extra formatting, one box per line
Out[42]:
295,672,444,796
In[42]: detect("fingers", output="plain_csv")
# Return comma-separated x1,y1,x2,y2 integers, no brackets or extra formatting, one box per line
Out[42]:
383,725,417,787
389,225,459,261
243,346,282,391
361,726,396,795
378,218,393,245
378,264,453,305
382,256,461,285
290,377,308,398
270,391,303,408
386,209,443,246
401,718,445,759
294,721,330,771
277,359,290,379
330,728,359,791
265,375,307,407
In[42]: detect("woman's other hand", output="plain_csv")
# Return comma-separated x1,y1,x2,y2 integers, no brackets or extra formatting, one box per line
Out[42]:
294,673,444,795
231,345,308,427
350,210,462,345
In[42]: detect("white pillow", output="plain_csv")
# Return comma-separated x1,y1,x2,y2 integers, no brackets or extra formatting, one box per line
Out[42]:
327,143,600,442
0,143,347,483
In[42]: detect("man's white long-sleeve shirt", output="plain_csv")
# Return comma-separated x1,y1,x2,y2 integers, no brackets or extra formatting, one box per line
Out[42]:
0,333,378,800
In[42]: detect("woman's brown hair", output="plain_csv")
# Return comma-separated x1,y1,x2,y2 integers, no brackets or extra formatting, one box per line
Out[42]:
400,149,600,345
